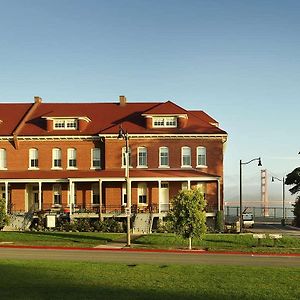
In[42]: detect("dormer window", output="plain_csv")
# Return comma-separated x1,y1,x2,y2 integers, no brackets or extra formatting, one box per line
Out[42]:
53,119,78,130
152,116,177,128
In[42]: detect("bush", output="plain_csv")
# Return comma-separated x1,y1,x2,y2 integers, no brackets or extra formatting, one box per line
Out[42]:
215,211,224,232
0,198,10,229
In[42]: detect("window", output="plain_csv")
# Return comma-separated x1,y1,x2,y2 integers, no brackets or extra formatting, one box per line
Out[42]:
67,148,77,168
153,116,177,128
92,184,100,205
137,147,147,167
122,183,127,205
53,184,62,205
0,149,7,169
181,146,191,167
138,183,147,205
52,148,62,168
122,147,131,167
197,147,207,167
53,119,78,130
181,182,188,190
159,147,169,167
92,148,101,169
29,148,39,169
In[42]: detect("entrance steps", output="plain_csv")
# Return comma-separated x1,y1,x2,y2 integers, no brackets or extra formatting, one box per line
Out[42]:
133,213,153,234
3,212,33,231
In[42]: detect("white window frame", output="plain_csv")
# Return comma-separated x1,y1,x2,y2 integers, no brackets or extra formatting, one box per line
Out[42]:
196,146,207,168
67,148,77,169
159,146,169,168
53,119,78,130
91,148,101,169
181,146,191,167
152,116,177,128
138,183,147,205
0,148,7,170
52,148,62,169
53,184,62,206
91,183,100,205
29,148,39,169
137,147,147,168
122,147,132,168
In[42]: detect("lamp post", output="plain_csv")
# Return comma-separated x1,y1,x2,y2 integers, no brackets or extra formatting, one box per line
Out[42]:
239,157,262,232
118,126,131,247
271,176,286,225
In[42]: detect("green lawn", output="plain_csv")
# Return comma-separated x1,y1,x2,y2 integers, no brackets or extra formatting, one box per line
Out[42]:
1,232,300,254
0,260,299,300
134,233,300,253
0,231,124,248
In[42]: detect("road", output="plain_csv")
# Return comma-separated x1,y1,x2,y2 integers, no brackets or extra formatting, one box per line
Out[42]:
0,247,300,267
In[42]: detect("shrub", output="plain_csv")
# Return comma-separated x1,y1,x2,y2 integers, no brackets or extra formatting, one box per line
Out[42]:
215,210,224,232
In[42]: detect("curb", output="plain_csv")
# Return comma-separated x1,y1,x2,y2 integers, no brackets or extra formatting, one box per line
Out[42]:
1,244,300,257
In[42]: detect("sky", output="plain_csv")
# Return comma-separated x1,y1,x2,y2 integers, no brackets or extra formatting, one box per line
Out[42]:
0,0,299,207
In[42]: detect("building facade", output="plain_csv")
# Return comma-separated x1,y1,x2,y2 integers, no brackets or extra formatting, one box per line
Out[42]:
0,96,227,228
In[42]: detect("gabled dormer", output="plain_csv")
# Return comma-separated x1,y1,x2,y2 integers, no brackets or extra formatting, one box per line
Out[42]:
42,116,91,132
142,101,188,129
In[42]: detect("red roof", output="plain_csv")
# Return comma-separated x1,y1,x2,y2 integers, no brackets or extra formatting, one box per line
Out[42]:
0,169,219,180
0,100,226,136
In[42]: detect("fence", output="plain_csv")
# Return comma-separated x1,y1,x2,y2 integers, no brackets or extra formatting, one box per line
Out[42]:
225,206,294,222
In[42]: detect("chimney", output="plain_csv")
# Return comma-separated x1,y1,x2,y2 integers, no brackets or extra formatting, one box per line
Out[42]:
34,96,42,103
119,95,127,107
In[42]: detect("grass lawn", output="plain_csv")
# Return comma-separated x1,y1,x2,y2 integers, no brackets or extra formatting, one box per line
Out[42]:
0,231,125,248
134,233,300,253
0,259,299,300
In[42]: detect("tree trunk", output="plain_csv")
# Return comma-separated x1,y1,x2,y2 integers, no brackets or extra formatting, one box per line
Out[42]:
188,237,192,250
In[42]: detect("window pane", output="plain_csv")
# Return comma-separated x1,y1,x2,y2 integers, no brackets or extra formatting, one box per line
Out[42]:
138,147,147,166
92,148,101,168
160,147,169,166
197,147,206,166
182,147,191,166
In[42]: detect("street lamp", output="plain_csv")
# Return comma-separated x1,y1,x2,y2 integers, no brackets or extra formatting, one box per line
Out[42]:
271,176,286,225
118,126,131,247
239,157,262,232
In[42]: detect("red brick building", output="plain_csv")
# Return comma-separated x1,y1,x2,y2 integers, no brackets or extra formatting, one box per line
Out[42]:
0,96,227,230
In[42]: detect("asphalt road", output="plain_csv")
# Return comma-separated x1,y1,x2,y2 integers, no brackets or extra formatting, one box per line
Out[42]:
0,247,300,267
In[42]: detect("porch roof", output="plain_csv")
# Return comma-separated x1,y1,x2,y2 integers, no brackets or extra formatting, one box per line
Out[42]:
0,168,219,181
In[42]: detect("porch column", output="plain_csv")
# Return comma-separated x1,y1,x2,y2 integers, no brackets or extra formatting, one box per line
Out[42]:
38,181,42,210
99,179,103,221
187,180,191,189
158,180,161,213
5,181,8,213
217,179,221,211
69,179,73,218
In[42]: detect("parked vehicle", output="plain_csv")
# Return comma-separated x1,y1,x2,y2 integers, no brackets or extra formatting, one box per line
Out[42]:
242,213,254,228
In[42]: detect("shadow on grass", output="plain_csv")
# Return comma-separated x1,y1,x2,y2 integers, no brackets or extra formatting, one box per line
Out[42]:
18,231,118,242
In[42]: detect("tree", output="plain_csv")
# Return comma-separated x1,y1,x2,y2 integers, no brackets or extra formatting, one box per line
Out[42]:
0,198,9,229
167,188,207,250
285,167,300,195
285,167,300,227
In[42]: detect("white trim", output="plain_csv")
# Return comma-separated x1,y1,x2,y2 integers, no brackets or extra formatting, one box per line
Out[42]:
196,165,208,169
137,146,147,168
181,146,191,168
159,146,169,168
102,134,227,139
28,167,40,170
142,113,188,117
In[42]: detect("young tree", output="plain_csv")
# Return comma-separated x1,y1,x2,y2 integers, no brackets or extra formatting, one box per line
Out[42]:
0,198,9,229
285,167,300,227
167,188,207,250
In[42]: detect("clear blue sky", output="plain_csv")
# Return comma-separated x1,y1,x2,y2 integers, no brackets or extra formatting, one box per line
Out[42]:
0,0,299,207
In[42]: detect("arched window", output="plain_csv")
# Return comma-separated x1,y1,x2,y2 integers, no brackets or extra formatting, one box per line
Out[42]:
181,146,191,167
52,148,62,168
197,146,207,166
67,148,77,168
159,147,169,167
137,147,147,167
29,148,39,168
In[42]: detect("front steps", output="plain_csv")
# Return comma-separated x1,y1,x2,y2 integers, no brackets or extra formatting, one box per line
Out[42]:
3,212,33,231
133,213,153,234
